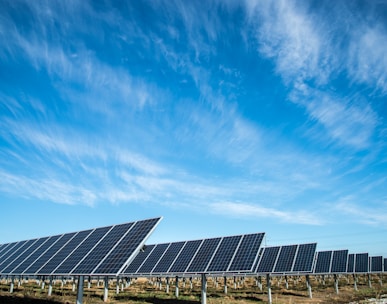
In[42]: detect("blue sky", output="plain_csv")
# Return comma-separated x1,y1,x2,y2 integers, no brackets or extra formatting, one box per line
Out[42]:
0,0,386,257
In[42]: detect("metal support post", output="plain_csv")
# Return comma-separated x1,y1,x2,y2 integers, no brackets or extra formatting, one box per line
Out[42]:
103,277,109,302
285,275,289,289
266,274,272,304
48,277,53,296
353,274,358,291
166,277,170,294
175,276,179,298
368,274,372,288
10,277,14,294
334,274,339,294
76,276,84,304
224,276,227,294
306,275,312,298
201,273,207,304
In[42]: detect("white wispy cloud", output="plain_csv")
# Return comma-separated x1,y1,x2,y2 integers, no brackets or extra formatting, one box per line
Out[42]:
209,201,322,225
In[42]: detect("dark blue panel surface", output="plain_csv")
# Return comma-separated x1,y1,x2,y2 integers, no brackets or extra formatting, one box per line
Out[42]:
169,240,202,273
1,237,48,274
355,253,368,273
256,247,280,273
331,250,348,273
207,236,242,272
124,244,156,274
347,254,355,273
38,230,92,274
370,256,383,272
0,240,29,271
137,243,169,273
274,245,297,273
94,218,161,275
187,238,221,272
54,226,111,274
314,251,332,273
71,222,134,274
228,233,264,272
292,243,317,272
384,258,387,272
12,236,60,275
152,242,185,273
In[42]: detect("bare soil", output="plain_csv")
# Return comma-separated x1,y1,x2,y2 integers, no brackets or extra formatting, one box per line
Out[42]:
1,275,386,303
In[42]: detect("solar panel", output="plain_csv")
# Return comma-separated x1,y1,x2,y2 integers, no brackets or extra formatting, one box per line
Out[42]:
137,243,169,274
370,256,383,272
314,251,332,274
274,245,297,273
228,233,265,272
123,244,155,274
187,238,221,273
256,246,280,273
354,253,369,273
384,258,387,272
331,250,348,273
0,217,162,276
152,242,185,273
207,235,242,272
347,254,355,273
168,240,202,273
292,243,317,272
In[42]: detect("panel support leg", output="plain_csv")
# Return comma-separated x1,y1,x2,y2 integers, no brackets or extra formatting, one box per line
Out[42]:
285,275,289,289
48,277,53,296
368,274,372,288
166,277,170,294
103,277,109,302
10,277,14,294
306,275,312,298
76,276,84,304
201,273,207,304
175,276,179,298
116,278,120,294
223,276,227,294
334,274,339,294
353,274,358,291
266,274,272,304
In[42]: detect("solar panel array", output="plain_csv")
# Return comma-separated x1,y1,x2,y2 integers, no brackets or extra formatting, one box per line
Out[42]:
255,243,317,274
314,250,348,274
346,253,369,273
122,233,265,275
370,256,383,273
0,218,161,276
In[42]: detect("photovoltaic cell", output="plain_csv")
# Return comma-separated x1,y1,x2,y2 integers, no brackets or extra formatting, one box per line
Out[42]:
152,242,185,273
228,233,265,272
24,233,76,275
256,246,280,273
38,230,93,275
187,238,221,273
53,226,111,274
274,245,297,273
94,218,161,275
11,235,61,275
168,240,202,273
124,244,156,274
71,223,133,274
331,250,348,273
1,237,48,274
370,256,383,272
347,254,355,273
292,243,317,272
355,253,369,273
314,251,332,273
207,235,242,272
137,243,169,274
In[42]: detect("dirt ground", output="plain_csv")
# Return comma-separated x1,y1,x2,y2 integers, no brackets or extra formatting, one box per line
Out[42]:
1,275,386,304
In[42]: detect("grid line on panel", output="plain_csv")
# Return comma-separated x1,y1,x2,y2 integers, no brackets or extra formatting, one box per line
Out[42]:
331,250,348,273
207,235,242,273
23,233,75,274
314,251,332,274
256,246,280,273
137,243,169,274
124,244,156,274
0,240,30,271
12,236,60,275
71,223,133,274
54,226,111,274
38,229,93,275
152,242,185,273
228,233,265,272
274,245,297,273
1,238,48,274
292,243,317,272
355,253,369,273
187,238,221,273
370,256,383,272
94,218,161,275
169,240,202,273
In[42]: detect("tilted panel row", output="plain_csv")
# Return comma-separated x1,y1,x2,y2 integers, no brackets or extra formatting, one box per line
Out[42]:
255,243,317,274
124,232,265,275
347,253,369,273
0,217,162,276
